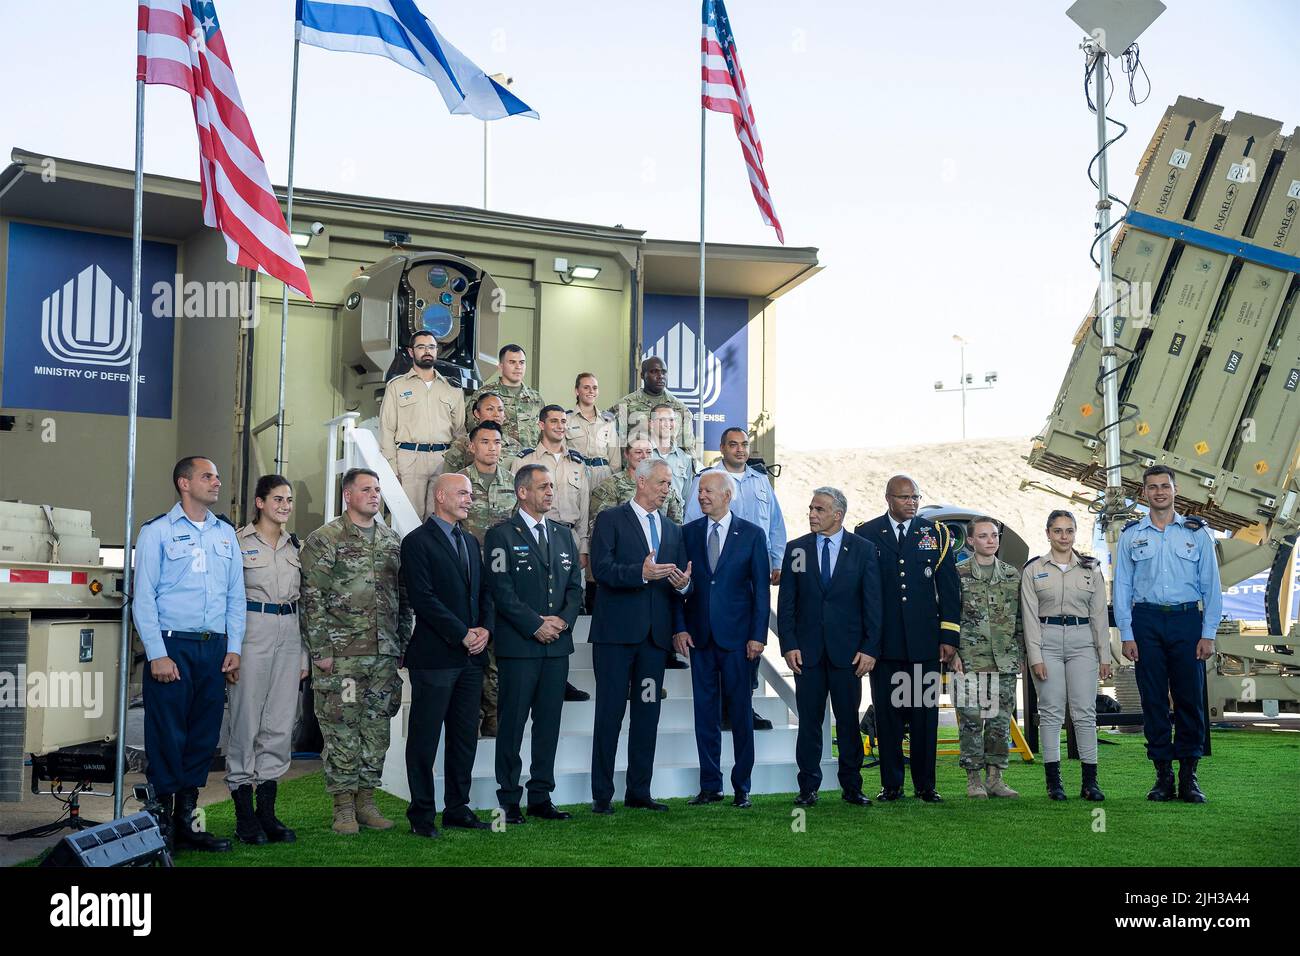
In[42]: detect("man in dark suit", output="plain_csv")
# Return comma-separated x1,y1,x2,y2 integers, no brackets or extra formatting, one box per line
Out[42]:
400,472,495,837
588,458,692,813
677,472,770,808
854,474,960,803
778,487,881,807
483,464,584,824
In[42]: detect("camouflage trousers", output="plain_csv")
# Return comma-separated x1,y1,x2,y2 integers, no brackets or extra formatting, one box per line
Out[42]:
480,646,499,724
954,671,1019,770
312,655,402,793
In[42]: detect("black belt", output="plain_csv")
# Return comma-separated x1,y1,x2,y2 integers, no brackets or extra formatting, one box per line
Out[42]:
396,442,449,452
162,630,226,641
1041,615,1089,626
247,601,298,615
1135,601,1200,613
584,457,609,467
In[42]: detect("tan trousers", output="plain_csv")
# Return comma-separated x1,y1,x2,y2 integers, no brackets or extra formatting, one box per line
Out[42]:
1031,622,1100,763
225,610,305,789
393,448,447,521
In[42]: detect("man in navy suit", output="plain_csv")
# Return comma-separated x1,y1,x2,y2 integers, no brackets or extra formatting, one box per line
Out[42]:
676,472,770,808
854,475,961,803
588,458,692,814
777,487,882,807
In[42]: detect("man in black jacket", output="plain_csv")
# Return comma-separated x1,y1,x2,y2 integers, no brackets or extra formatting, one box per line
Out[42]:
588,458,692,814
400,472,495,837
483,464,584,824
854,475,961,803
777,487,881,807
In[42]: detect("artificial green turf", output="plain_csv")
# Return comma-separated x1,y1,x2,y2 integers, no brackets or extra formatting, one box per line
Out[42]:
20,730,1298,867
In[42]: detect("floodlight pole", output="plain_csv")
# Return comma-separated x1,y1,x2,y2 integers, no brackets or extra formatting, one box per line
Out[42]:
1089,40,1124,507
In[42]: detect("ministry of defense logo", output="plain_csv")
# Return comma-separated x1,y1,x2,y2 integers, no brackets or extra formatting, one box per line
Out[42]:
643,321,721,413
40,264,133,367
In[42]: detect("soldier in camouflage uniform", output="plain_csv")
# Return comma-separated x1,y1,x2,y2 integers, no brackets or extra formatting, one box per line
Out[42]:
464,344,545,449
458,421,517,737
443,391,521,473
610,356,695,455
300,467,412,834
953,516,1024,799
590,435,685,525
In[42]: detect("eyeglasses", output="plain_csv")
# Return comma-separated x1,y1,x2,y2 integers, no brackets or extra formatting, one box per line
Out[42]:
889,494,922,502
411,344,437,352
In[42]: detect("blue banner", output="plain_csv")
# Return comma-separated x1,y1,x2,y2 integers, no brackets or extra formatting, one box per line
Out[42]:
642,294,748,450
1222,570,1300,622
2,223,176,419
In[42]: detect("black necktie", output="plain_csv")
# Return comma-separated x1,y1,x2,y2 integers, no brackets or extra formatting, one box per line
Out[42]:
452,525,470,580
897,522,906,545
535,521,547,551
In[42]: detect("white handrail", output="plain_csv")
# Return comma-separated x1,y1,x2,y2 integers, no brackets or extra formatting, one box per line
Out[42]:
323,412,422,538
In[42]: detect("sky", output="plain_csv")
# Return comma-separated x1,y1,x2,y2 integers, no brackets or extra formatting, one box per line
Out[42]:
1,0,1297,450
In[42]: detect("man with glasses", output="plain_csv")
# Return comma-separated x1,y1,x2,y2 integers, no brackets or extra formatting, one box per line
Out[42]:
380,330,467,520
855,476,960,803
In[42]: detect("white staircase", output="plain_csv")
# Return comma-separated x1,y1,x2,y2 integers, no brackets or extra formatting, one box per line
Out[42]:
380,617,837,809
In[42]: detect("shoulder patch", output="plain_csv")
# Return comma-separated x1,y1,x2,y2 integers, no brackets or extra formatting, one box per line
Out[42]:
567,449,585,464
518,448,534,457
141,512,168,527
289,532,301,550
215,513,235,529
1184,517,1205,531
1022,555,1039,569
1122,518,1141,532
1078,555,1097,569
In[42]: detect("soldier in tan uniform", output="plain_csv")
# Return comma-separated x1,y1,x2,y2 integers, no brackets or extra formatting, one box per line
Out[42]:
464,343,545,449
443,392,521,473
1021,509,1111,803
379,330,466,521
567,372,621,487
459,421,517,737
512,405,592,563
228,474,307,845
611,355,695,455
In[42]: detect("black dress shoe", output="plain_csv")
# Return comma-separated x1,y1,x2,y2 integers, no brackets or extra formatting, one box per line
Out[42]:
409,823,440,839
624,796,669,812
732,793,752,808
443,811,490,830
916,789,944,803
876,787,904,802
841,791,872,806
687,790,725,805
563,681,590,702
503,805,527,825
591,800,615,815
527,802,572,820
793,791,818,807
752,709,774,730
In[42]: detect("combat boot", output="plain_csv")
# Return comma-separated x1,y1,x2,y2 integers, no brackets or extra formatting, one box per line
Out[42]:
1080,762,1105,802
985,765,1019,798
479,714,499,738
965,769,988,798
231,784,268,845
1177,759,1207,803
152,793,175,853
1147,760,1176,802
255,781,297,842
173,787,232,852
355,787,395,830
332,791,359,835
1044,761,1067,801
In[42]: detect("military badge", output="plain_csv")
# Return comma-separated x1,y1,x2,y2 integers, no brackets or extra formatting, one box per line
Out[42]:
924,566,933,578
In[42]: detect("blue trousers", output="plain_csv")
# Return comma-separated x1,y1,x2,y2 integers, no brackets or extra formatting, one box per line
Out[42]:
690,641,755,794
142,634,228,796
1132,604,1206,760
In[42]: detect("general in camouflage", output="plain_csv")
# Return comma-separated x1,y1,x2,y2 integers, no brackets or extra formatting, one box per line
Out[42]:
465,375,545,449
459,462,518,546
443,431,521,474
589,470,684,524
610,386,695,455
954,556,1025,771
312,655,402,793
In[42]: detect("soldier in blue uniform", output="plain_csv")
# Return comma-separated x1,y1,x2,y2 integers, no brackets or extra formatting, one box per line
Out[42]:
132,456,246,852
1114,465,1222,803
854,475,961,802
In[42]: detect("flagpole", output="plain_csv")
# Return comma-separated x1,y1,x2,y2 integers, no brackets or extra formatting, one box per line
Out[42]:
696,102,707,467
275,26,302,471
113,76,147,820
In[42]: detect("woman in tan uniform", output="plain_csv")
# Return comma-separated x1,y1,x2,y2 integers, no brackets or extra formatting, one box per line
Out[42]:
566,372,621,488
227,474,307,844
1020,510,1112,802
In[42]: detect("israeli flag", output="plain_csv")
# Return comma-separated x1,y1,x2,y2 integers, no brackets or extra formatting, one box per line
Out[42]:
296,0,538,120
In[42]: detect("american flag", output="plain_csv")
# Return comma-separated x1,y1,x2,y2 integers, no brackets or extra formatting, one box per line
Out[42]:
701,0,783,244
137,0,312,298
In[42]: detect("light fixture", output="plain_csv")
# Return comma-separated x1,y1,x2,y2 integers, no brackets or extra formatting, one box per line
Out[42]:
570,265,600,280
553,257,600,284
292,233,311,247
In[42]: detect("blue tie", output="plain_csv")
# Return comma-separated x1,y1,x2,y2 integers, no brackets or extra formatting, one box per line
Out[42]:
821,536,831,588
648,512,660,552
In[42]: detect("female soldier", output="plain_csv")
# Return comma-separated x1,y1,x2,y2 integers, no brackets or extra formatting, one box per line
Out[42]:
953,517,1024,799
227,475,307,844
1020,510,1112,801
566,372,621,488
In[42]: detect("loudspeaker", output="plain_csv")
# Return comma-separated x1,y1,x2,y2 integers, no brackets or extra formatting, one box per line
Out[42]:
40,811,169,868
